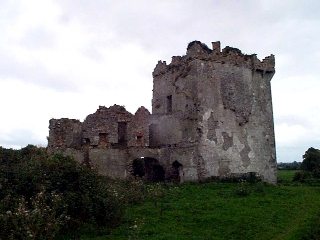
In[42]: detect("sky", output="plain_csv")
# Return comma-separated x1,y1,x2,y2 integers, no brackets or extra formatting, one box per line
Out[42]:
0,0,319,163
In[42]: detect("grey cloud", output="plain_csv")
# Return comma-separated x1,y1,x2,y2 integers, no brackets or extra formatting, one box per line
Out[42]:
0,48,78,92
19,0,319,95
278,0,320,20
55,1,211,54
55,0,317,59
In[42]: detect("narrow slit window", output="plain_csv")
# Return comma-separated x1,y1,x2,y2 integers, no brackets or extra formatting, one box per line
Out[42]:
167,95,172,113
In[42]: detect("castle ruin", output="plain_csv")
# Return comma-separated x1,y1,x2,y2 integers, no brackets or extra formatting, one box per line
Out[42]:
47,41,277,184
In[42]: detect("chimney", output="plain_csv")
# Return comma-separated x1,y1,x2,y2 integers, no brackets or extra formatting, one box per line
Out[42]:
211,41,221,54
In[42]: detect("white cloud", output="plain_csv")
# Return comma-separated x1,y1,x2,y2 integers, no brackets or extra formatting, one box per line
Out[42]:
275,123,308,146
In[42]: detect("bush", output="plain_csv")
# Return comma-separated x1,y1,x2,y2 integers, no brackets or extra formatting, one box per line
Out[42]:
0,190,68,239
0,147,125,239
39,154,124,235
291,148,320,185
301,147,320,172
293,171,311,182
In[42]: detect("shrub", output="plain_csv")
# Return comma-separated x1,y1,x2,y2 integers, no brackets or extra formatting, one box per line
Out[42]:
0,189,68,240
312,169,320,178
301,147,320,173
39,154,124,235
0,148,125,238
187,40,212,53
293,171,311,182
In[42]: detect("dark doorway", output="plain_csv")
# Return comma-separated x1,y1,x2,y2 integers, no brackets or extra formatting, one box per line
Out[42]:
131,157,165,182
171,161,183,183
132,158,145,178
118,122,127,145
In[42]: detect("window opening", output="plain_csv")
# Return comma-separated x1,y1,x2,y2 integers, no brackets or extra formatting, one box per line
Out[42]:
136,132,143,142
149,124,159,147
166,95,172,113
82,138,91,146
98,133,108,146
118,122,127,145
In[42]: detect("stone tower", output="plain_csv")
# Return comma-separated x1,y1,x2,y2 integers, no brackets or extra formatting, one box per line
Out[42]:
151,41,276,183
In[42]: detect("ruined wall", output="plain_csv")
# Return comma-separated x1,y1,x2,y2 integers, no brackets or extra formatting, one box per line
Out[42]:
127,107,151,147
82,105,133,147
47,105,162,179
47,40,277,184
47,118,82,155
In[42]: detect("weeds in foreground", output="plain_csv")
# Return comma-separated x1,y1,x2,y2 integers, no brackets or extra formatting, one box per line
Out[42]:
234,181,250,196
0,189,68,240
128,218,145,240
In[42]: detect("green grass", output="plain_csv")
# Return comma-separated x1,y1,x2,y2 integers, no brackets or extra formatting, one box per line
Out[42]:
277,170,298,183
80,175,320,240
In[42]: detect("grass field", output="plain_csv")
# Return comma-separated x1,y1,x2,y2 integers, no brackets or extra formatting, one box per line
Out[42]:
278,170,298,181
78,170,320,240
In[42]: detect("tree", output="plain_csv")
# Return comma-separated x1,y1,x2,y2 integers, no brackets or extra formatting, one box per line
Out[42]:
300,147,320,172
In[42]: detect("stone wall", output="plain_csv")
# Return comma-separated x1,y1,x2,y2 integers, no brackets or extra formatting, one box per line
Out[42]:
82,105,133,147
47,118,82,155
127,107,151,147
47,40,277,184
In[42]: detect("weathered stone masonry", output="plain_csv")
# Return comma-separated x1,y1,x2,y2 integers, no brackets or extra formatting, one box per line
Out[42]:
47,40,277,184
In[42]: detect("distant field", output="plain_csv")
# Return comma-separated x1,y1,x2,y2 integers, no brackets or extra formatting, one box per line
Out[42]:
82,172,320,240
278,170,298,182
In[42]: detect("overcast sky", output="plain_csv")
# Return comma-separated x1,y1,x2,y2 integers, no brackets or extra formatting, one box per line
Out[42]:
0,0,319,163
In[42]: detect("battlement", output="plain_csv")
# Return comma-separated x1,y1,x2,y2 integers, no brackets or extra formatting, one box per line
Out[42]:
153,40,275,77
